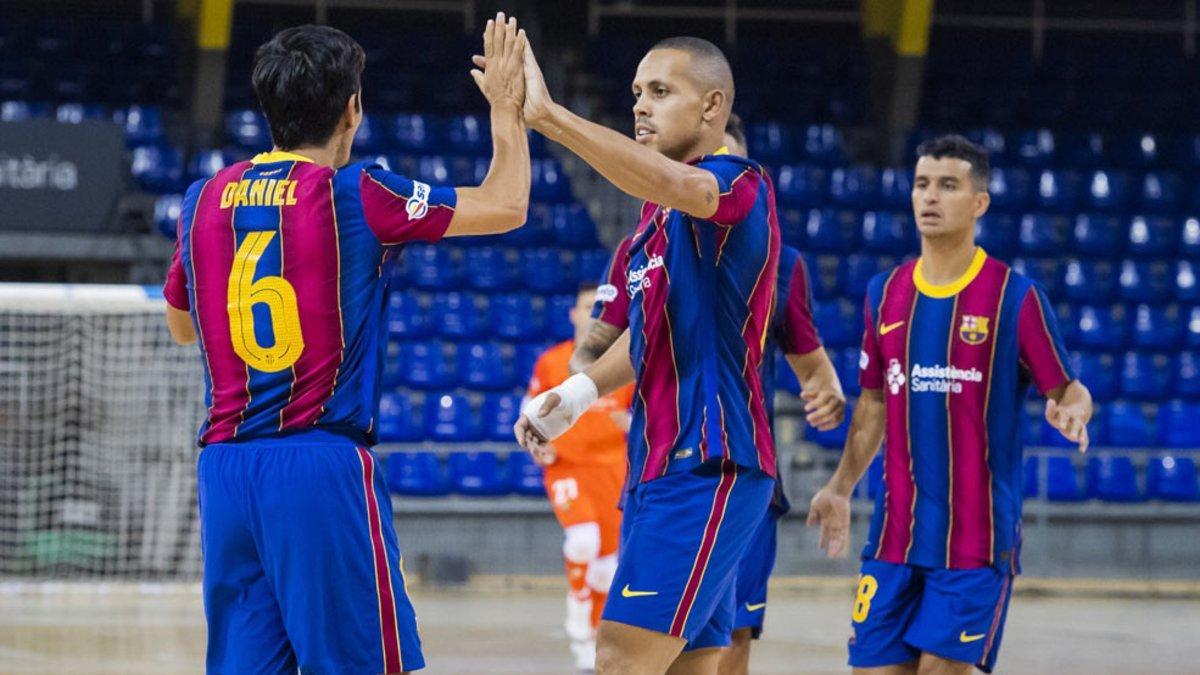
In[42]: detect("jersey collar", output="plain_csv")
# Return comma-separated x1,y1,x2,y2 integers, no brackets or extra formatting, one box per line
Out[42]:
251,150,315,164
913,247,988,298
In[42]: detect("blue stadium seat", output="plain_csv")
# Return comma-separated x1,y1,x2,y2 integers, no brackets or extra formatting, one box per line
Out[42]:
426,394,483,443
447,451,509,496
490,294,546,341
458,342,517,390
531,158,571,203
187,149,234,183
55,103,105,123
838,347,862,397
828,166,879,209
805,209,861,253
483,393,524,442
841,254,883,299
774,352,801,395
974,214,1018,259
447,114,489,156
1187,307,1200,348
1121,352,1173,401
1072,214,1122,258
1176,351,1200,399
387,292,430,339
812,299,859,348
552,204,599,249
464,246,521,291
414,155,459,184
1133,304,1183,350
861,211,914,254
1076,305,1128,350
430,292,489,339
1146,455,1200,501
1062,260,1115,303
775,165,827,209
393,113,437,154
1061,132,1109,168
967,128,1009,166
1104,398,1152,446
747,122,794,164
130,145,183,194
1053,302,1080,348
515,341,552,386
547,295,576,341
500,203,553,247
507,452,546,496
878,167,912,210
986,167,1031,213
1087,455,1143,502
385,452,449,496
1068,351,1117,401
1118,260,1171,304
1177,261,1200,303
1136,172,1181,215
1023,455,1041,498
1172,135,1200,171
1045,456,1085,501
577,249,611,286
152,194,182,239
1158,400,1200,447
1012,129,1056,168
378,393,427,443
801,124,846,165
1082,169,1132,213
121,105,164,146
225,109,269,150
1011,258,1062,298
1125,216,1176,258
0,100,37,122
402,244,464,290
352,113,390,154
1041,409,1106,448
1112,132,1162,169
1032,169,1082,213
400,341,457,390
779,208,806,247
807,254,841,301
1018,214,1069,256
523,248,576,294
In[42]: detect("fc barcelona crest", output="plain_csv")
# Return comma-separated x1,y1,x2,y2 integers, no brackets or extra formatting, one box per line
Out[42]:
959,315,989,345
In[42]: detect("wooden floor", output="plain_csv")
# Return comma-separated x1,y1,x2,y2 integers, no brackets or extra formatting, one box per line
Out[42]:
0,582,1197,674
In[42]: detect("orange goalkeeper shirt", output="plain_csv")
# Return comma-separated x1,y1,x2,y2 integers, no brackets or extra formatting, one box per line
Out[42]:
527,340,633,466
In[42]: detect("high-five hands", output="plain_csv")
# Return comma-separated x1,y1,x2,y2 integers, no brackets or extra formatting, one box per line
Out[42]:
470,12,527,109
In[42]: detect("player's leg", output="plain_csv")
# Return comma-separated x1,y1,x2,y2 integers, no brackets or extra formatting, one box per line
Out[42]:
846,560,923,672
903,566,1014,674
197,444,297,674
717,629,753,675
596,621,687,675
665,646,723,674
853,665,919,675
717,507,780,675
251,440,424,674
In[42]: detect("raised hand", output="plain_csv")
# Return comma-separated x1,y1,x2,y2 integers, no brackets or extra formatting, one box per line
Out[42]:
469,12,527,109
806,486,852,559
521,39,554,129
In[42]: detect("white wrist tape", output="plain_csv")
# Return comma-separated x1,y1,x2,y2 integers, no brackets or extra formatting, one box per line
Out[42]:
522,373,599,441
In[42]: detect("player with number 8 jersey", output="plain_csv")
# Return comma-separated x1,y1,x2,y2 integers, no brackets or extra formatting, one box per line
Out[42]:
163,19,531,675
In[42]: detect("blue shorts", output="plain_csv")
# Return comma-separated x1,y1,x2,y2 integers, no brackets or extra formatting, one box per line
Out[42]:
603,459,774,651
198,430,424,674
732,508,780,638
848,559,1014,673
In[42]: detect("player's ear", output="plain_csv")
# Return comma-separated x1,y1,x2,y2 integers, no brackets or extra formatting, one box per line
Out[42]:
343,92,362,130
700,88,726,123
973,188,991,218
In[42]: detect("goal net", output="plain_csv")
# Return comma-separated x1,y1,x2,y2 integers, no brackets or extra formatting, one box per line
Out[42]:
0,284,205,580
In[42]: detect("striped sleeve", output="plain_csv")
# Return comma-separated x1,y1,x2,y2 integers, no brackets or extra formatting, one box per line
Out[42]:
859,295,884,390
590,235,633,330
1017,285,1076,395
694,156,762,226
163,242,189,310
359,164,457,245
777,254,822,355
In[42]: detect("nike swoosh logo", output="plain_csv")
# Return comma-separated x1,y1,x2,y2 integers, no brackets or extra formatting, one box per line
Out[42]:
880,321,906,336
621,584,658,598
745,602,767,612
959,631,986,643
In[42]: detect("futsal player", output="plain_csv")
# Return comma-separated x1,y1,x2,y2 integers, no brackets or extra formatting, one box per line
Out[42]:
527,283,634,673
513,37,781,675
806,135,1094,674
163,17,531,674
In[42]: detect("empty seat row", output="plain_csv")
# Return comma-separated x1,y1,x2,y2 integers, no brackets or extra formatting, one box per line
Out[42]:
1059,304,1200,351
395,244,607,292
1025,400,1200,447
382,342,547,391
385,450,545,497
952,129,1200,171
387,292,577,341
1024,454,1200,502
378,392,526,443
745,122,847,165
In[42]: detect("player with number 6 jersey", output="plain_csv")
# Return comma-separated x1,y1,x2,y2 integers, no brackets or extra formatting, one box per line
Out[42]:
163,19,531,675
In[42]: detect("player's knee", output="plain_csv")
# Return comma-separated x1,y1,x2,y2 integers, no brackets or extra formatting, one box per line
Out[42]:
586,553,617,593
562,522,602,564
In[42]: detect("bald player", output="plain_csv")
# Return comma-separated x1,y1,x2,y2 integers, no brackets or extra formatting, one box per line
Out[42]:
512,38,781,675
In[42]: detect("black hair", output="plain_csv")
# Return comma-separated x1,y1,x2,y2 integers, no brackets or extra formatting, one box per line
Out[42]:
650,36,735,100
252,25,365,150
915,134,990,189
725,112,746,151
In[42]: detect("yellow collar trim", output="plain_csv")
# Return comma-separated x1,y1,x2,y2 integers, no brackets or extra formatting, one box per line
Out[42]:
913,247,987,298
713,146,730,156
251,150,315,164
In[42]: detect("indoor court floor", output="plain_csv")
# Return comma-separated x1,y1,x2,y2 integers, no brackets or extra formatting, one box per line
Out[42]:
0,582,1196,674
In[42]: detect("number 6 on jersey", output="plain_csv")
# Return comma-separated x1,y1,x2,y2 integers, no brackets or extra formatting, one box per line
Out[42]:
227,230,305,372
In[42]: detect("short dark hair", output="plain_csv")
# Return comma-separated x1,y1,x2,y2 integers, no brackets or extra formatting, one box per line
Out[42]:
650,36,735,101
577,281,599,294
915,134,990,189
725,113,746,151
252,25,366,150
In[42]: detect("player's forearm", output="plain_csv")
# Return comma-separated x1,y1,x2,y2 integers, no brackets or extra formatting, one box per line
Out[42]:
535,103,716,217
452,103,530,234
165,307,197,345
828,390,885,496
569,320,622,374
787,349,842,398
583,329,635,396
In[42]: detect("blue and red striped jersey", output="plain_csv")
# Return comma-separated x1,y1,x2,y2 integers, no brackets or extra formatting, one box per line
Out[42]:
164,151,456,446
625,152,781,483
858,248,1075,571
761,244,822,421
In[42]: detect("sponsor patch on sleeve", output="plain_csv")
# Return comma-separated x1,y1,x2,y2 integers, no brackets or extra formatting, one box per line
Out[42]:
406,181,431,220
